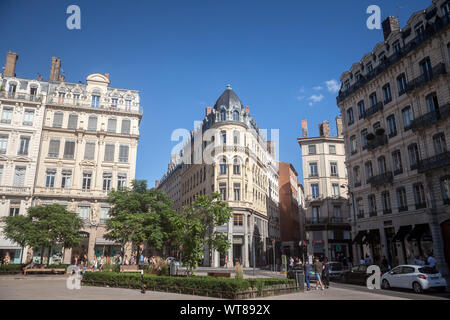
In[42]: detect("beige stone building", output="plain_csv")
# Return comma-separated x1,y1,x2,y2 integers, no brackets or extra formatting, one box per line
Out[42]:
297,119,352,261
337,0,450,274
0,52,142,264
158,85,275,268
0,52,47,263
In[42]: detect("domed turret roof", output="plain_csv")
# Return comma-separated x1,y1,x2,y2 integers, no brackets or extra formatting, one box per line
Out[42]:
214,85,243,109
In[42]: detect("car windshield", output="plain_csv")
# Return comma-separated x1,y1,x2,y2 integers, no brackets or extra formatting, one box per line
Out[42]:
330,263,342,271
418,266,438,274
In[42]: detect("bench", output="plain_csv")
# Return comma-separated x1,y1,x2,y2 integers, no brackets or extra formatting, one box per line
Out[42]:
120,265,143,273
23,268,66,275
207,272,231,278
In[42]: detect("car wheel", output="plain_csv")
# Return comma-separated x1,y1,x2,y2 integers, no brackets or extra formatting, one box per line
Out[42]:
382,279,390,290
413,282,423,294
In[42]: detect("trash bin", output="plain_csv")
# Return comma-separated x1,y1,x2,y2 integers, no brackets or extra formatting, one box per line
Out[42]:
295,270,305,292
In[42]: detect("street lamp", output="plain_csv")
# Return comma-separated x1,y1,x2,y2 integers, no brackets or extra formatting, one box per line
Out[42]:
341,183,356,265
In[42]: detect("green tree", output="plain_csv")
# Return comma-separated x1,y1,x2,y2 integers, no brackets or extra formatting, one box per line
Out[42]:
173,193,232,276
105,180,178,256
1,204,82,265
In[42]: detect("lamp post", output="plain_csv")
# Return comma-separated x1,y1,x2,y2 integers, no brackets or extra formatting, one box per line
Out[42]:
341,183,356,265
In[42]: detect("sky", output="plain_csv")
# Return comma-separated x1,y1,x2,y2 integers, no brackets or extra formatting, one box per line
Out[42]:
0,0,431,185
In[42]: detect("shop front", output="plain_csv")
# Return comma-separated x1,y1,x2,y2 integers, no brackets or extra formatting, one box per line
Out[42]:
31,245,64,264
94,238,121,265
0,237,23,264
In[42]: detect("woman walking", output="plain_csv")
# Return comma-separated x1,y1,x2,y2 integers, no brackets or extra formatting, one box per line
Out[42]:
322,257,330,289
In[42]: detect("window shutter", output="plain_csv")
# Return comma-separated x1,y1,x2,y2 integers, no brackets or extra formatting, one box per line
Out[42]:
88,116,97,131
119,145,129,162
104,144,115,162
64,140,75,158
48,139,60,157
68,114,78,129
13,166,26,187
84,142,95,160
121,119,131,134
107,118,117,133
53,112,63,128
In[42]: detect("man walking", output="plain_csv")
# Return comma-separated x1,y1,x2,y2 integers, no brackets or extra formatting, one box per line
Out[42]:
303,259,311,291
322,257,330,289
313,257,324,290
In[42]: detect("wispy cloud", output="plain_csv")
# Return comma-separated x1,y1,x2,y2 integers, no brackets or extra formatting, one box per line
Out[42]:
308,94,324,106
325,79,340,93
313,86,323,91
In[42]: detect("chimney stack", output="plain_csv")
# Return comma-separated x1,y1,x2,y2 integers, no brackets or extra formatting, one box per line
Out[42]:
4,52,18,77
49,56,62,81
205,107,212,116
266,141,276,158
245,107,250,115
336,116,343,137
301,120,308,138
319,121,330,137
382,16,400,41
155,180,160,189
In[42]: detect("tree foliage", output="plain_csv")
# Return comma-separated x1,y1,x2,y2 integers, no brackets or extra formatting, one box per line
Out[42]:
105,180,178,252
173,193,232,275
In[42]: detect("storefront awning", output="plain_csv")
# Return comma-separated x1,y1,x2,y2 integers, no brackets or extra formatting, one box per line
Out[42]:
95,238,119,246
364,229,380,244
352,231,367,244
393,225,412,242
407,224,429,241
0,237,21,250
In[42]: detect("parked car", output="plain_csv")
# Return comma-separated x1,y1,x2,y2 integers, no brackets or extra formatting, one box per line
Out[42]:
329,262,344,279
381,265,447,294
341,264,389,286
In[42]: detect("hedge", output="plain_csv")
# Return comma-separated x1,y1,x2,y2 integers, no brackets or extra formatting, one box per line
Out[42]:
82,272,296,299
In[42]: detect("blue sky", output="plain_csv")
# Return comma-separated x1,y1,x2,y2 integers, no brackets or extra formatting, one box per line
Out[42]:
0,0,430,184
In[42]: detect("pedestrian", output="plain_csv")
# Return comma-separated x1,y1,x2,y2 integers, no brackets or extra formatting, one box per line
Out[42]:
82,254,88,274
289,256,294,270
3,252,10,265
99,255,104,272
322,257,330,289
364,254,371,265
313,257,325,290
303,259,311,291
91,256,98,270
426,253,436,268
414,255,423,266
359,257,365,265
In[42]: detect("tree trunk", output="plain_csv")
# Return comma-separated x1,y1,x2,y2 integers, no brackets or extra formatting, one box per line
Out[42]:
40,247,44,264
47,246,52,266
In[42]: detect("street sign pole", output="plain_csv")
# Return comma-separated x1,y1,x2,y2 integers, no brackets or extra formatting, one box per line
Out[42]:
272,239,275,272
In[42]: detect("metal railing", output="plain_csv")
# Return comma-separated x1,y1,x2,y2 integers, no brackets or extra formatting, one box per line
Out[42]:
46,96,143,115
0,186,32,194
411,103,450,132
363,102,384,119
406,63,447,93
0,91,43,102
416,151,450,173
367,134,388,151
367,171,393,187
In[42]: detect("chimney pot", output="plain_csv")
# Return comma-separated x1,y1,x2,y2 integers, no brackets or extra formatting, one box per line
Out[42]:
4,52,18,77
382,16,400,41
205,107,212,116
301,120,308,138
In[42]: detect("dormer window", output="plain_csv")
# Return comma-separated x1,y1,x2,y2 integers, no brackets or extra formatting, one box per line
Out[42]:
233,110,239,121
442,2,450,17
344,80,350,90
393,40,401,53
355,71,361,81
366,62,373,73
415,22,424,36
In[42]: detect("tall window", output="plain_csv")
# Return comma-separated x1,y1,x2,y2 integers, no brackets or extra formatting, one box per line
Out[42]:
0,135,8,154
67,113,78,129
347,108,354,125
111,98,118,107
9,202,20,217
91,95,100,108
82,171,92,190
387,115,397,137
397,187,408,211
102,172,112,191
311,183,319,199
219,157,227,175
61,170,72,188
104,144,115,162
353,166,360,186
382,191,392,214
413,183,426,208
119,144,129,162
220,131,227,145
48,139,60,158
330,162,338,177
402,106,413,130
382,83,392,103
350,136,357,154
117,173,127,189
397,73,407,95
219,110,226,121
233,110,239,121
358,100,365,118
366,62,373,72
23,109,34,126
233,130,240,145
100,207,110,224
234,183,241,201
77,206,90,221
356,198,364,217
0,165,3,184
233,158,241,175
63,140,75,159
426,93,439,112
125,99,131,110
13,166,26,187
1,107,13,124
219,183,226,200
87,115,98,131
308,144,316,154
419,57,432,79
18,136,30,155
368,194,377,215
377,156,387,174
361,129,368,148
392,150,403,174
312,206,321,223
53,112,63,128
408,143,420,168
233,214,243,226
442,2,450,17
440,176,450,204
58,92,65,104
45,169,56,188
309,162,318,177
84,141,96,160
121,119,131,134
107,118,117,133
433,133,446,155
329,145,336,154
369,92,377,107
365,161,373,180
332,183,340,197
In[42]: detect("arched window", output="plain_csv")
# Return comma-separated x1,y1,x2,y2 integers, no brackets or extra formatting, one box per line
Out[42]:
219,157,227,175
219,110,226,121
233,130,240,145
233,110,240,121
233,157,241,175
220,131,227,145
377,156,386,174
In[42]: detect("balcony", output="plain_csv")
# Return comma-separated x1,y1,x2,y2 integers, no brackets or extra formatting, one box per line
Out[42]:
410,103,450,132
415,202,427,210
46,96,143,115
383,209,392,215
369,211,378,217
0,91,43,102
363,102,384,119
406,63,447,93
393,168,403,176
305,217,348,226
367,171,393,187
0,185,32,195
336,15,450,104
367,134,388,151
398,206,409,213
416,151,450,173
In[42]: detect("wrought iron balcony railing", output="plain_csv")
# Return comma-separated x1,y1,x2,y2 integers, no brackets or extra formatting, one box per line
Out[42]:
416,151,450,173
367,171,393,187
410,103,450,132
406,63,447,93
367,134,388,151
363,102,384,119
0,91,43,102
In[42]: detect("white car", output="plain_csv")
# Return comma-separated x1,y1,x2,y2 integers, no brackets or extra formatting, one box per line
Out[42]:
381,265,447,294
